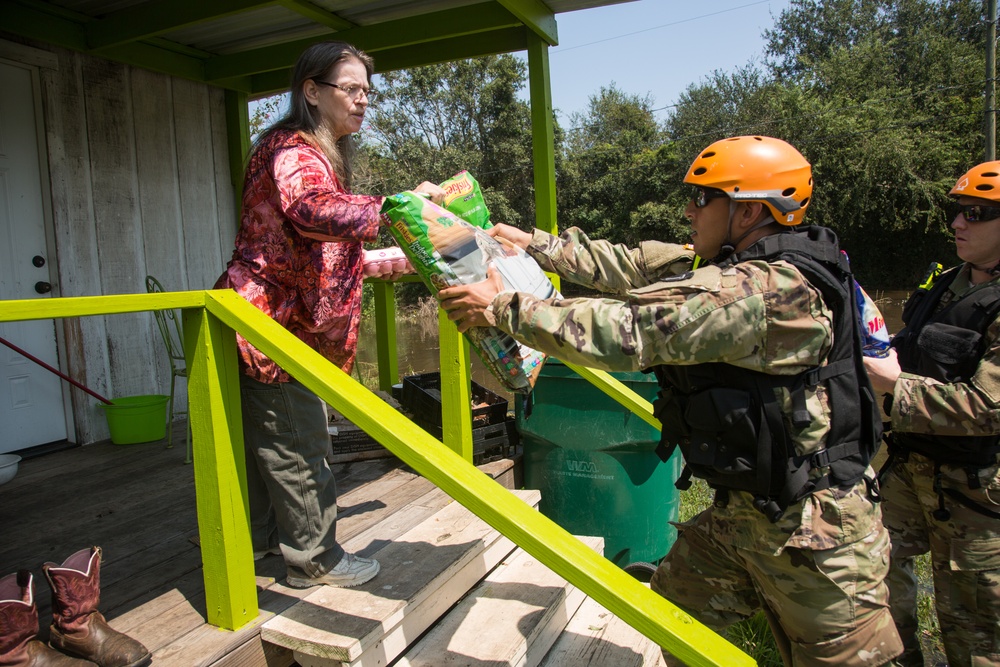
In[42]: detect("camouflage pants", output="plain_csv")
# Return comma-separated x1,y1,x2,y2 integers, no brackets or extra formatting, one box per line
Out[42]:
650,507,902,667
881,452,1000,667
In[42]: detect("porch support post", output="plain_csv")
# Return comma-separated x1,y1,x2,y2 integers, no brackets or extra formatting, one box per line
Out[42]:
372,280,399,392
526,29,560,290
183,307,257,630
224,89,250,227
438,308,473,461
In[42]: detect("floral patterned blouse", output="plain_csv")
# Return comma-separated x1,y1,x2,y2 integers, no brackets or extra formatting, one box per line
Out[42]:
216,129,383,383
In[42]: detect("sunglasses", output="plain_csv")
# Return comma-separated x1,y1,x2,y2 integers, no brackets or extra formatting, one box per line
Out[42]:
691,186,729,208
959,204,1000,223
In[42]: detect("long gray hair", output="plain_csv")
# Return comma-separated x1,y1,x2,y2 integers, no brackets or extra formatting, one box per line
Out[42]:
254,41,374,189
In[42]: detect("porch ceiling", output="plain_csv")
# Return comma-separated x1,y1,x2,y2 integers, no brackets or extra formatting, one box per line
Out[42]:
1,0,636,95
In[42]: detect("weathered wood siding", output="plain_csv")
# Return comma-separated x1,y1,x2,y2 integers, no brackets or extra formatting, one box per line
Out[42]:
8,36,238,444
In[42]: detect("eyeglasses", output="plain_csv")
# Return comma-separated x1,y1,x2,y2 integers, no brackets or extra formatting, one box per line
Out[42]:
691,186,729,208
315,80,377,102
959,204,1000,223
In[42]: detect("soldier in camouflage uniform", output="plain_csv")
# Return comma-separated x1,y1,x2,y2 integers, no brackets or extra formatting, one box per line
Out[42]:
439,136,903,666
864,162,1000,667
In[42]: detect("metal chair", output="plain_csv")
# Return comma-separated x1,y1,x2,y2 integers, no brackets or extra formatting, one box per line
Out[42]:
145,275,191,463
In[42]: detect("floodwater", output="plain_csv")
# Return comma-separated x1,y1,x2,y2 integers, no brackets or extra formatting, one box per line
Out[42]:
354,289,913,396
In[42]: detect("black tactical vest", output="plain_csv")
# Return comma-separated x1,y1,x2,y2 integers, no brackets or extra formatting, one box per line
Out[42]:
651,226,882,521
891,267,1000,466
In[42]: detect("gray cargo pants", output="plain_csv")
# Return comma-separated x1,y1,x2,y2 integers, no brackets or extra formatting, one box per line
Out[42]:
240,374,344,579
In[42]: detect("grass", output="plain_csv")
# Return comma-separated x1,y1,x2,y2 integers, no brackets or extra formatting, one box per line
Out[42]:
676,480,945,666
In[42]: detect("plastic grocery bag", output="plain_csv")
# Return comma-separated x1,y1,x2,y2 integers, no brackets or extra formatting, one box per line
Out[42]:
854,281,891,357
381,191,558,392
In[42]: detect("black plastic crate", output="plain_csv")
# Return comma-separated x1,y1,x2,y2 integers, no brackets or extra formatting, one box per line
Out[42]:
401,372,508,429
414,417,519,464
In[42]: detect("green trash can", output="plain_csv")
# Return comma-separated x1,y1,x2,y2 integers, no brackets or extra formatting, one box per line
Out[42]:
516,360,682,573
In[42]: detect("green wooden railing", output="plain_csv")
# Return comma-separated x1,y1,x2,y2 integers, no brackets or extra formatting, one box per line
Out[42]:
0,289,753,667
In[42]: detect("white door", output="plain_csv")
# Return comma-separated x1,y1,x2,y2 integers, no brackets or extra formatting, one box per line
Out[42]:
0,60,68,453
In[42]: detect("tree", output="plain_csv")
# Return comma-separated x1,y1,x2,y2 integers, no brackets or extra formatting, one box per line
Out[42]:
664,0,987,287
557,86,686,249
358,55,538,229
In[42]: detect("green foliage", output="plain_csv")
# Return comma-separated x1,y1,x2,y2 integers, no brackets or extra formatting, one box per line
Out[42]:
558,87,687,246
359,55,536,228
248,94,287,140
666,0,987,287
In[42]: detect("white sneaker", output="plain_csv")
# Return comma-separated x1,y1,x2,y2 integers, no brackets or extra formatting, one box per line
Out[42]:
285,553,380,589
253,546,281,561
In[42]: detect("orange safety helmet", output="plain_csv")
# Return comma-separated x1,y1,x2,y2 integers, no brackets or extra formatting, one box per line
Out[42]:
949,161,1000,202
684,136,813,226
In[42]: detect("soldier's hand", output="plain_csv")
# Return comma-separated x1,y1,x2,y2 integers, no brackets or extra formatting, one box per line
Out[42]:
863,348,901,396
413,181,447,205
438,265,505,333
486,223,532,250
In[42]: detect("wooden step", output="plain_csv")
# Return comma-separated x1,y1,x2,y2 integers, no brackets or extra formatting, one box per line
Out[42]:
540,592,666,667
394,535,604,667
263,488,542,666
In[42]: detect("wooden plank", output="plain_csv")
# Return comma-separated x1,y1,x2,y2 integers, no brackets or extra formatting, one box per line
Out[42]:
131,66,186,409
81,56,149,400
210,635,295,667
38,47,109,444
173,77,224,289
262,489,542,663
396,535,603,667
150,469,456,664
540,594,667,667
132,67,184,288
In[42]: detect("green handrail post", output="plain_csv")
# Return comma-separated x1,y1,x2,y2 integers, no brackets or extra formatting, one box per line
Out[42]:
438,307,473,461
183,305,257,631
527,29,561,292
371,279,399,393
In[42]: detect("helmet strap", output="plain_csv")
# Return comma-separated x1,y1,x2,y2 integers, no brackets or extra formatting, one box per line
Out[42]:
709,201,741,264
709,203,779,264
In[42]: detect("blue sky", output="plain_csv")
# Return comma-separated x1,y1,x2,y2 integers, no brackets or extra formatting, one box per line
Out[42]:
542,0,794,123
251,1,793,129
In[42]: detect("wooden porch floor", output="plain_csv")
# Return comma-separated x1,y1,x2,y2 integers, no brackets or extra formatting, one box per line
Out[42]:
0,422,521,666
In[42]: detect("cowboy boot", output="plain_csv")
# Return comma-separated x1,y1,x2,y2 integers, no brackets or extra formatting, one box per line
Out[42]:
42,548,150,667
0,570,96,667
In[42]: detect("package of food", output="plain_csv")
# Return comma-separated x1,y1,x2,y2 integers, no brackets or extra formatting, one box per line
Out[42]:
382,191,558,392
439,171,491,229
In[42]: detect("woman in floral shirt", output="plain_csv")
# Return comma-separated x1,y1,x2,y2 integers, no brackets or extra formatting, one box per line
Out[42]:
216,41,443,589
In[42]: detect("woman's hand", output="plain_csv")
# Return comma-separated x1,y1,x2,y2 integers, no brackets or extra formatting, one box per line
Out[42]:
438,265,505,333
863,348,902,396
413,181,447,205
486,223,533,251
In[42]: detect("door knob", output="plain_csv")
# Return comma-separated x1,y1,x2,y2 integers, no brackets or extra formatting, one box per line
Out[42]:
32,255,45,267
34,281,52,294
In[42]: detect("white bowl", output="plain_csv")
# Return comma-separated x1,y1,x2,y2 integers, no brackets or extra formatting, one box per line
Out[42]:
0,454,21,485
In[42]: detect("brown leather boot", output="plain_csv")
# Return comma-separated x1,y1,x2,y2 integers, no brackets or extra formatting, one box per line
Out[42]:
42,548,150,667
0,570,96,666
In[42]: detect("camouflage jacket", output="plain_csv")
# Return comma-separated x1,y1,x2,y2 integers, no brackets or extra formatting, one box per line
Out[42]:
489,227,882,553
891,264,1000,440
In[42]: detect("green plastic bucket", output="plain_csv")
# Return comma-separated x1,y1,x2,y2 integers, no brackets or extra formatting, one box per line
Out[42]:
98,394,170,445
516,361,681,571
